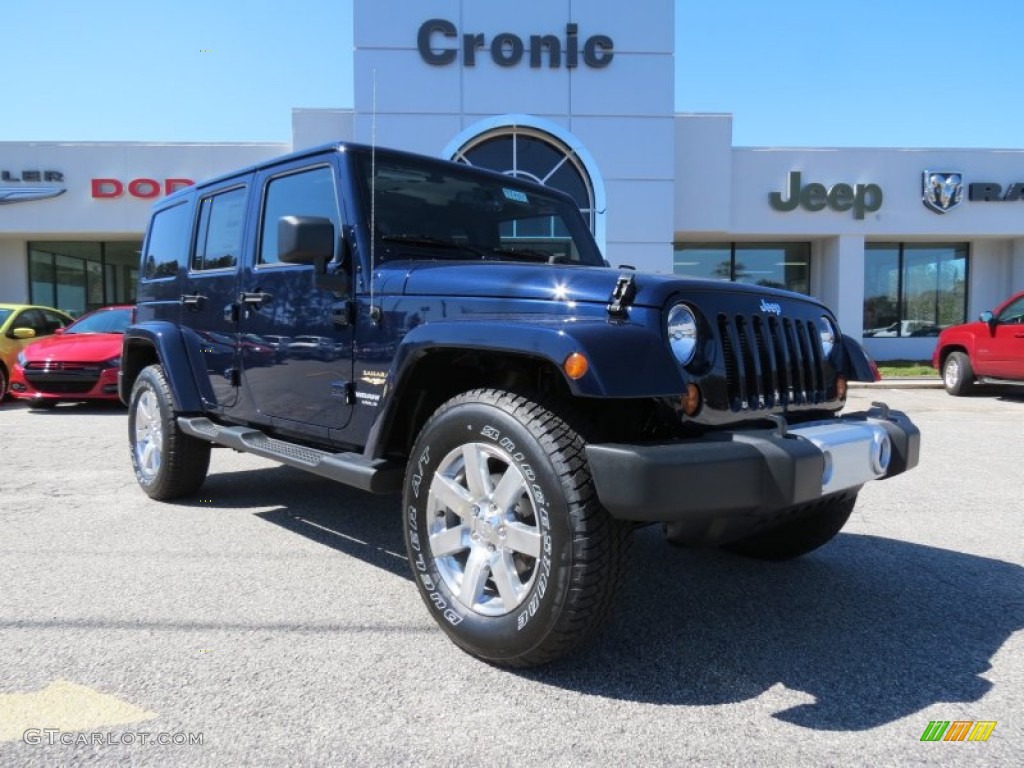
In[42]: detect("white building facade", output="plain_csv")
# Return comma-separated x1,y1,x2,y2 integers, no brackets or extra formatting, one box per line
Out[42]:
2,0,1023,360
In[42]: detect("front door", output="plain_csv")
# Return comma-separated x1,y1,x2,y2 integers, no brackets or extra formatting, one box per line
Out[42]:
239,161,354,433
975,295,1024,379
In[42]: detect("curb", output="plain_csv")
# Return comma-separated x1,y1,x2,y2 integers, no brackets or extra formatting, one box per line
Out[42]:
849,377,943,389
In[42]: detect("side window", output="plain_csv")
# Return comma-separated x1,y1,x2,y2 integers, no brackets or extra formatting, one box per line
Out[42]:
14,309,46,335
143,202,190,280
40,310,71,334
259,166,339,265
996,297,1024,324
192,186,247,272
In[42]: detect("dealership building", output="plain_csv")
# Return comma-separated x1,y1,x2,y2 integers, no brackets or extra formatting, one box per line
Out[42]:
2,0,1023,361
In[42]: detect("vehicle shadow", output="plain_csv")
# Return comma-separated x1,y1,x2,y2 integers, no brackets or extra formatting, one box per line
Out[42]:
5,400,126,415
180,464,1023,732
192,464,408,580
522,526,1023,732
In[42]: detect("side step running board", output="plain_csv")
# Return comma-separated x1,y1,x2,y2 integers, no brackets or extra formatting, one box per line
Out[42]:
178,416,404,493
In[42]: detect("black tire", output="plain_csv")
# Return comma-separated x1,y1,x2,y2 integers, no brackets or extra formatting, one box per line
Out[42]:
128,365,211,500
0,364,7,401
942,351,975,396
403,388,629,667
722,491,858,561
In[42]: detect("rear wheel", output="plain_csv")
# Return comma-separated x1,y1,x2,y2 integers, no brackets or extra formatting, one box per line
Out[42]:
403,389,629,667
722,491,858,561
128,365,210,500
942,351,975,396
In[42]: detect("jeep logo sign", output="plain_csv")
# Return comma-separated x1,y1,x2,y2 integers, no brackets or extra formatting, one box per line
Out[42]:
770,171,883,220
418,19,613,69
759,299,782,316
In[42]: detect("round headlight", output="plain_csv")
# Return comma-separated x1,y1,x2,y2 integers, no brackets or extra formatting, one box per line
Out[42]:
667,304,699,366
818,316,838,358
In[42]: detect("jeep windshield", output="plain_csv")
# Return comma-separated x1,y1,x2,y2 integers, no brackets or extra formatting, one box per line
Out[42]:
354,151,604,266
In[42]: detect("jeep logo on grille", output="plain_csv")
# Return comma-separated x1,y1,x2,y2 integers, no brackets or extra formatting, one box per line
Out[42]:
760,299,782,316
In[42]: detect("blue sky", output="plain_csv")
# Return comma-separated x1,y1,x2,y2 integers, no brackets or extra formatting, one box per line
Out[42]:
3,0,1019,148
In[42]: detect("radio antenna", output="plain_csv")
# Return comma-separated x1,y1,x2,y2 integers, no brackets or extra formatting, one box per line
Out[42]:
368,68,381,324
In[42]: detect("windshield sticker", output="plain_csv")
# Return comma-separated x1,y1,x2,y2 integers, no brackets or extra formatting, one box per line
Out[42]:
503,188,529,204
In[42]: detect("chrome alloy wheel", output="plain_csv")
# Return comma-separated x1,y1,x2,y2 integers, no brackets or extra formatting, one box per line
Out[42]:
427,442,543,616
943,356,961,389
133,388,163,481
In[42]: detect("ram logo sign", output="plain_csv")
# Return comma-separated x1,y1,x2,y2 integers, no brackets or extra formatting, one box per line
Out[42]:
922,171,964,214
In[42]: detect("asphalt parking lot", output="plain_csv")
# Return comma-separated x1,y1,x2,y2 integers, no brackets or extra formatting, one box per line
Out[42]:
0,387,1020,766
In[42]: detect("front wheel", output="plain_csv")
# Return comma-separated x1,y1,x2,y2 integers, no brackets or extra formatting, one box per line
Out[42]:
403,389,629,667
128,365,211,500
942,351,975,396
722,491,858,561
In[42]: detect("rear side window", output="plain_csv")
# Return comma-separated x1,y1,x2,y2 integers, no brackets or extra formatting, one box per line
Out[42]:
192,186,247,271
259,166,338,265
143,202,190,280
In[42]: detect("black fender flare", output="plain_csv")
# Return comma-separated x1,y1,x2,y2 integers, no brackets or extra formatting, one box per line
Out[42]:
120,322,205,412
363,317,685,458
840,334,880,382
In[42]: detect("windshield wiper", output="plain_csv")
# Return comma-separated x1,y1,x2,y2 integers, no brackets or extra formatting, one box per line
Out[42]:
380,234,484,258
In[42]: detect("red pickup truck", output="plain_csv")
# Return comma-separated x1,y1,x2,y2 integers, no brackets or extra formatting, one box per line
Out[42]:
933,291,1024,395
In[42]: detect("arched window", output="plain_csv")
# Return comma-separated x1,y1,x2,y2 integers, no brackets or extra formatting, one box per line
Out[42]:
452,127,597,233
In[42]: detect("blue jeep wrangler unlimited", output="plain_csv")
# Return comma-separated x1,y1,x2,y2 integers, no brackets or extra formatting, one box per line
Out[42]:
122,143,919,667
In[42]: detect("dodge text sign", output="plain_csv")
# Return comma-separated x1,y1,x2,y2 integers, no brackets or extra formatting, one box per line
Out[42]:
92,178,193,199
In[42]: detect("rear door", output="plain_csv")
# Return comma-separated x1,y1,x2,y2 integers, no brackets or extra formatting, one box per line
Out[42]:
237,158,354,433
179,183,250,411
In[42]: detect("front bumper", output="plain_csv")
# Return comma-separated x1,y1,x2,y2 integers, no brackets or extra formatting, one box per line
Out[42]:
585,404,919,528
9,363,121,402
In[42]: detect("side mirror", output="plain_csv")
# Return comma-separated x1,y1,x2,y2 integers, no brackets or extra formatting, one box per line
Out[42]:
278,215,335,266
11,327,36,340
979,310,994,325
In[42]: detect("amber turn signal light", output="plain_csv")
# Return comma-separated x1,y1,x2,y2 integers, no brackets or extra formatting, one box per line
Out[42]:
563,352,589,380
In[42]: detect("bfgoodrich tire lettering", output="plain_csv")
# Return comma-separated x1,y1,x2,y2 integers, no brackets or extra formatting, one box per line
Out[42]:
722,490,858,561
128,364,211,500
403,389,629,667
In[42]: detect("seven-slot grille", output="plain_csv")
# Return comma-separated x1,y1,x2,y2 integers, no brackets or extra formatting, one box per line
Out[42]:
718,313,827,411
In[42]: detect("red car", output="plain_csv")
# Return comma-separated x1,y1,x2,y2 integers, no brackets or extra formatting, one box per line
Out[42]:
932,290,1024,395
8,305,134,406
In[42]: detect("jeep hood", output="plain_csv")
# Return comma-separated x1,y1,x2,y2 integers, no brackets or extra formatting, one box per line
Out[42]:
394,261,826,311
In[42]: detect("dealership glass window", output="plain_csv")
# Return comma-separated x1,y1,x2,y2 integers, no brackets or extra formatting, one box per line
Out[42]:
673,242,811,294
452,127,596,233
863,243,968,337
29,241,141,316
